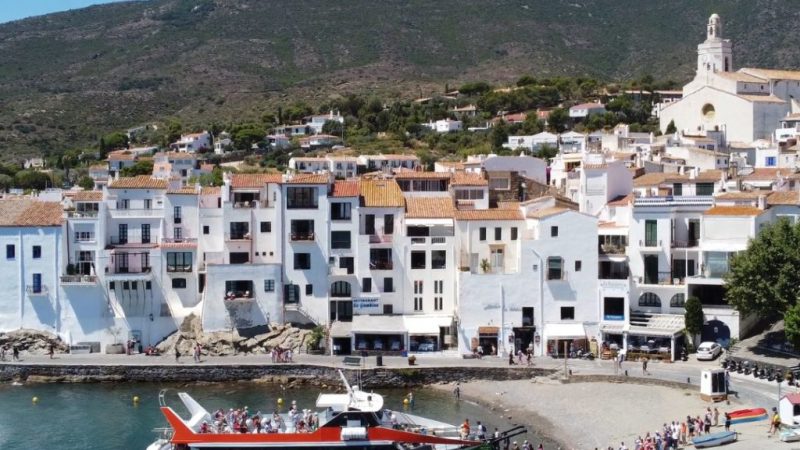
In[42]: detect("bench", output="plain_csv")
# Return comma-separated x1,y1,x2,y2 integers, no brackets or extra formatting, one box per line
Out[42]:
343,356,362,366
70,344,92,354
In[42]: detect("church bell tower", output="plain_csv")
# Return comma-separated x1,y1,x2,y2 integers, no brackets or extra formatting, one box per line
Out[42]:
697,14,733,75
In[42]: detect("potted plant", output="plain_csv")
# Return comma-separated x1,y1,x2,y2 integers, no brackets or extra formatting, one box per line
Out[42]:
408,354,417,366
66,263,76,276
105,326,125,354
480,258,491,274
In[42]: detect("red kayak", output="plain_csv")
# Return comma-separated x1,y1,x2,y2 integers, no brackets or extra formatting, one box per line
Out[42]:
729,408,768,424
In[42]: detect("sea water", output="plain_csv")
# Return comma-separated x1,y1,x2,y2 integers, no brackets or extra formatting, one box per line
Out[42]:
0,382,556,450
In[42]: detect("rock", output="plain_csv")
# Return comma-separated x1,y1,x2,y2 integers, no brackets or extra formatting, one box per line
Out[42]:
0,329,68,355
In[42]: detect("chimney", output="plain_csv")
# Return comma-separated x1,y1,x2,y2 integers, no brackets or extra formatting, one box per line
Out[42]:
758,194,766,210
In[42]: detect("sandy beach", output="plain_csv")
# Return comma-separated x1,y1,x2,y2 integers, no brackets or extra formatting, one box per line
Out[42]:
436,378,785,449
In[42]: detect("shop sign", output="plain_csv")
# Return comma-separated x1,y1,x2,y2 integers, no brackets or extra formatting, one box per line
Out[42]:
353,297,380,313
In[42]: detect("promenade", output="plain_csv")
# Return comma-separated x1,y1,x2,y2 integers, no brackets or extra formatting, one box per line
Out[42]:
3,351,792,449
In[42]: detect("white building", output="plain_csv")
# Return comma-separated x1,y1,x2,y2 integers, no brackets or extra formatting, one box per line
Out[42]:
569,102,606,119
305,111,344,135
424,119,463,133
172,131,212,153
660,14,800,144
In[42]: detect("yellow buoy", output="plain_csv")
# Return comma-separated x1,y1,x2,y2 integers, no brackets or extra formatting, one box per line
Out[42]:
133,396,140,404
402,398,409,405
32,396,39,404
277,398,284,404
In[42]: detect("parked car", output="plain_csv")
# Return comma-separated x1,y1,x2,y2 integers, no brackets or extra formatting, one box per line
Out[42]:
418,342,436,352
696,341,722,360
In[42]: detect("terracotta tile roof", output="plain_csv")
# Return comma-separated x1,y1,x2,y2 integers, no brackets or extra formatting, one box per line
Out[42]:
405,197,454,218
201,186,221,195
89,164,108,170
767,191,800,206
160,242,198,249
381,154,419,161
633,172,669,187
200,164,214,172
607,194,633,206
451,171,487,186
167,186,199,195
394,171,451,180
695,170,723,182
741,68,800,81
716,191,764,200
285,173,329,184
359,180,405,208
109,176,168,190
0,200,63,227
73,191,103,202
331,181,360,197
715,71,766,83
497,201,521,210
739,94,786,104
527,206,569,219
570,102,606,110
703,206,764,216
455,208,523,221
743,168,783,181
230,173,282,188
583,163,608,170
107,151,136,161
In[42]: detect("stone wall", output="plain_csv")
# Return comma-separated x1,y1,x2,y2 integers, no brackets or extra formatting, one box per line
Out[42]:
0,363,554,386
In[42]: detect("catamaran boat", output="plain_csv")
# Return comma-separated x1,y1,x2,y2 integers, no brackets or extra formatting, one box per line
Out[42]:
147,371,511,450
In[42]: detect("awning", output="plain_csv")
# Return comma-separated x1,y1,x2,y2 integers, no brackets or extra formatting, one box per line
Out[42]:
405,316,452,335
544,323,587,340
478,326,499,335
628,314,685,337
330,321,352,338
600,323,627,334
351,315,406,334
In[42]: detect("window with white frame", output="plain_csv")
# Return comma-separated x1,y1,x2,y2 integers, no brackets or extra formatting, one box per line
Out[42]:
489,177,510,190
414,280,423,311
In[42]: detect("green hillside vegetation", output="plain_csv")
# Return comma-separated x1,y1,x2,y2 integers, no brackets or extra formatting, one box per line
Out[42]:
0,0,798,158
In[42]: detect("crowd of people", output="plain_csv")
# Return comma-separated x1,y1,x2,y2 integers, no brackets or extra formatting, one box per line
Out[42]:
612,406,729,450
199,400,318,434
270,347,293,363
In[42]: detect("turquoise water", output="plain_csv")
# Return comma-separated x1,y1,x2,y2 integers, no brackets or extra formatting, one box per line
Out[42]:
0,382,556,450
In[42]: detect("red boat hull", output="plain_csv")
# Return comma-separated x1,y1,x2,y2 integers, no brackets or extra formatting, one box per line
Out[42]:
729,407,768,424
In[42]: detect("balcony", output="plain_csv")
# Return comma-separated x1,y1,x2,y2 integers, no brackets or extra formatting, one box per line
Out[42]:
230,199,268,209
638,240,662,250
224,293,254,303
66,210,98,219
369,260,393,270
638,271,684,286
60,275,98,286
289,232,315,242
108,207,164,218
369,233,393,244
599,243,626,255
26,285,48,296
671,238,699,248
411,237,426,245
107,236,156,248
225,233,252,241
329,265,350,276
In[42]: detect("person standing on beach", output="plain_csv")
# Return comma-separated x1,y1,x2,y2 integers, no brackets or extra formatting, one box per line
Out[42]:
724,412,731,431
453,383,461,400
713,407,719,427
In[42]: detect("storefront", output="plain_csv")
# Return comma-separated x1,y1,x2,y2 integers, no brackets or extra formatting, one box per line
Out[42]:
405,316,453,353
544,323,587,358
351,315,406,353
475,326,500,355
329,321,353,355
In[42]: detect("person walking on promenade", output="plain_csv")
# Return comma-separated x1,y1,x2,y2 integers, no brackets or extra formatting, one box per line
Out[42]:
12,345,19,361
769,407,781,436
642,357,649,375
174,345,181,363
194,343,202,363
48,343,54,359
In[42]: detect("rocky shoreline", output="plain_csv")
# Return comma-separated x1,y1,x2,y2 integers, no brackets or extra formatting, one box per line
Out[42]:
0,363,554,385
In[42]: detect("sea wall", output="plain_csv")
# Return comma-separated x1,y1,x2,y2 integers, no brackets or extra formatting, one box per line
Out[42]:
0,364,554,386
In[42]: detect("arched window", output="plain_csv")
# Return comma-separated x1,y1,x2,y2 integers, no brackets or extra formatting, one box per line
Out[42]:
670,293,686,308
638,292,661,307
701,103,716,120
330,281,351,298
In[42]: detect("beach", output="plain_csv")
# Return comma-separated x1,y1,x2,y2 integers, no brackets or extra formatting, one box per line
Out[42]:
439,378,786,449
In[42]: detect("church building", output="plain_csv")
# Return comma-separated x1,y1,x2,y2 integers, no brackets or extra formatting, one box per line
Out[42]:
660,14,800,144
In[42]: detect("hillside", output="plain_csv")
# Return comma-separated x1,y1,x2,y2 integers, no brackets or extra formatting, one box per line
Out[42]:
1,0,799,158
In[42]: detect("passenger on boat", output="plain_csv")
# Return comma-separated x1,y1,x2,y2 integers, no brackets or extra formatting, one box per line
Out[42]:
459,419,470,440
199,422,210,434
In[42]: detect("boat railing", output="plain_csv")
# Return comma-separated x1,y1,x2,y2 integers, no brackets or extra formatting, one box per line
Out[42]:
158,389,169,407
